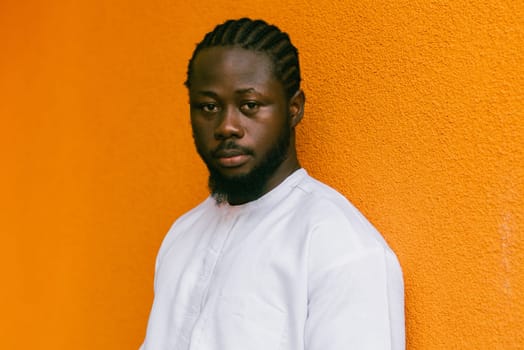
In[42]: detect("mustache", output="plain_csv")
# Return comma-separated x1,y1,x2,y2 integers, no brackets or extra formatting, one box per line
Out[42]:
211,141,254,157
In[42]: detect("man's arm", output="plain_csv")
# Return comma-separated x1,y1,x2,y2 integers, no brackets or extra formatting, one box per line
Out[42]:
305,218,405,350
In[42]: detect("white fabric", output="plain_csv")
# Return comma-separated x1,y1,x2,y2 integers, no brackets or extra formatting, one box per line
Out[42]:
141,169,405,350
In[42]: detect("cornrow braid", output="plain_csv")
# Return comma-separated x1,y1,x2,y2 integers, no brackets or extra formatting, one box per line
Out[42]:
185,18,301,99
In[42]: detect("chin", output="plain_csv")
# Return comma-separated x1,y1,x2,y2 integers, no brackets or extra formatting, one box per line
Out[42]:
215,164,255,179
223,169,252,178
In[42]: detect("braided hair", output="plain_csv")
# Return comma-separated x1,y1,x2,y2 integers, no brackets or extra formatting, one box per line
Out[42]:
185,18,301,99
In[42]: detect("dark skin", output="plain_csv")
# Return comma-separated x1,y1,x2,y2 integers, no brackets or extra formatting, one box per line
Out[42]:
189,47,305,205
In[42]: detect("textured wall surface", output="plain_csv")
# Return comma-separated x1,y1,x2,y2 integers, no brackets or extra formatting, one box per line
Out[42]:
1,0,522,349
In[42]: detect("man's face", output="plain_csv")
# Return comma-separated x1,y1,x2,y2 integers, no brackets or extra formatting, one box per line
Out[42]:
188,46,293,204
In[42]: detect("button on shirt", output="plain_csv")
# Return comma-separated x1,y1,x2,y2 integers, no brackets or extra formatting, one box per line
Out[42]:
141,169,405,350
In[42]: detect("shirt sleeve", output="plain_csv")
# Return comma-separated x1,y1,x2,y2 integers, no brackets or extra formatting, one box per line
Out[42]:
305,216,405,350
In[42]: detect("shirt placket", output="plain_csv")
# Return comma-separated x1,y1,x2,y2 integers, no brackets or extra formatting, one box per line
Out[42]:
178,212,240,350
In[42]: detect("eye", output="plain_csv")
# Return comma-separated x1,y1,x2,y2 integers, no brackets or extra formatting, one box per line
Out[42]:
240,101,260,114
200,103,219,113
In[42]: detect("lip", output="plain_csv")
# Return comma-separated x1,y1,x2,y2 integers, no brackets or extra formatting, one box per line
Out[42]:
216,154,250,168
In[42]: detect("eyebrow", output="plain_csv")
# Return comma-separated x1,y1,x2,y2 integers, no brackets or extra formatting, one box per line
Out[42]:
235,88,258,94
194,90,219,98
194,88,261,97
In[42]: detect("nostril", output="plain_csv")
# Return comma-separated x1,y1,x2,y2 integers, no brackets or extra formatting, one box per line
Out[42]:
214,110,244,139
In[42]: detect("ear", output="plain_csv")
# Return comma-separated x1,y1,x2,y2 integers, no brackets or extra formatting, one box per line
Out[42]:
288,89,305,128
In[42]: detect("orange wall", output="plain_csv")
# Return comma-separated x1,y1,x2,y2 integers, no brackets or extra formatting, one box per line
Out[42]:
1,1,522,349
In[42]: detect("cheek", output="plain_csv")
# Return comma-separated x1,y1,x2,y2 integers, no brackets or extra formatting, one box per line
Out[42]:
191,119,213,141
258,120,286,142
191,126,210,154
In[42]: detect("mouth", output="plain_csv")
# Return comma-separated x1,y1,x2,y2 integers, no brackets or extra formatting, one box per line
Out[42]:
216,154,250,167
213,149,251,168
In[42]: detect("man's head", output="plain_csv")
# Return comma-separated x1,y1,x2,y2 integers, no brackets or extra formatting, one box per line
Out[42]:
186,19,305,205
185,18,301,99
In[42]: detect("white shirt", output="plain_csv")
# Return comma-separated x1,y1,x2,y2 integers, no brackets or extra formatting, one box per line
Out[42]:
141,169,405,350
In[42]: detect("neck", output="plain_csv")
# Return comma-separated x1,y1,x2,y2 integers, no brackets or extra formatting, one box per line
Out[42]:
227,161,301,205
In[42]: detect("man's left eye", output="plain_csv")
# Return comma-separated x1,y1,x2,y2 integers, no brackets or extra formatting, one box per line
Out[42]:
240,102,259,113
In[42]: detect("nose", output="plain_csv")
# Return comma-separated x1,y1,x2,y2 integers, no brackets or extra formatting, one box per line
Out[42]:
214,106,244,140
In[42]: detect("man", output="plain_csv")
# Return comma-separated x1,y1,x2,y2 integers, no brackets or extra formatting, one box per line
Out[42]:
141,18,404,350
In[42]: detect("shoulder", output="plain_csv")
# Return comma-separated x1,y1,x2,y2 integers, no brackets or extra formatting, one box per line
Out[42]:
155,197,214,265
170,197,214,230
294,173,388,249
294,172,401,274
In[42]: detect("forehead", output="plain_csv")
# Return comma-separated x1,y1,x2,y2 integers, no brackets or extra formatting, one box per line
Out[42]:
190,47,280,92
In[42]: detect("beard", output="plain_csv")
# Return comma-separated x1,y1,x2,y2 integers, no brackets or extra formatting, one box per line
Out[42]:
196,124,291,205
